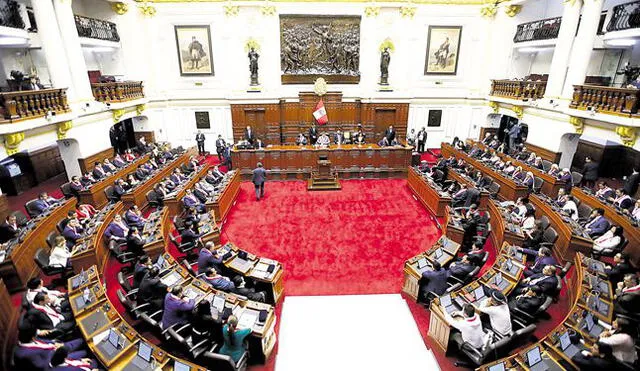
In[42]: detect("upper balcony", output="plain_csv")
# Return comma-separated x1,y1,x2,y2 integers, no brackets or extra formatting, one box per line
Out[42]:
513,17,561,44
490,78,547,101
74,15,120,44
91,81,144,103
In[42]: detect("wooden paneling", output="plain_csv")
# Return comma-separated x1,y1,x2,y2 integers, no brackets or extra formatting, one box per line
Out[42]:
571,139,638,180
479,127,498,141
524,142,561,164
29,145,66,184
78,147,115,175
134,131,156,145
0,194,9,222
0,279,18,371
231,92,409,145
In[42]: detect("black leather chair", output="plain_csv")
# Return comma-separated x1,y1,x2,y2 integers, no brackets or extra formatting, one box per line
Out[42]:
56,219,68,234
11,210,29,227
108,240,136,272
571,171,583,186
116,289,149,320
488,182,500,199
117,271,137,298
538,227,558,249
25,200,41,218
60,182,74,199
577,203,593,223
46,231,59,248
146,190,161,209
540,215,550,231
541,160,553,172
33,248,73,285
104,186,119,203
169,234,199,260
511,296,554,323
533,177,543,194
455,323,536,367
201,349,248,371
166,323,214,359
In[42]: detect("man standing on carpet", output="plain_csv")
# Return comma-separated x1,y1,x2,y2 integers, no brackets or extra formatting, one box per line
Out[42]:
252,162,267,201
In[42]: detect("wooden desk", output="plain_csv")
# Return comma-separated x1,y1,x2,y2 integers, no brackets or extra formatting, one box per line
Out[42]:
469,140,566,198
446,168,490,208
401,236,460,301
488,200,526,247
78,154,150,209
164,164,210,217
69,203,121,273
141,208,170,259
441,143,529,201
407,167,452,218
0,199,76,292
121,148,196,210
0,279,19,371
572,187,640,266
231,144,413,180
529,195,593,262
207,170,241,223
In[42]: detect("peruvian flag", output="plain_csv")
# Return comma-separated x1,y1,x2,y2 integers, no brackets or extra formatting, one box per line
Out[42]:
312,99,328,125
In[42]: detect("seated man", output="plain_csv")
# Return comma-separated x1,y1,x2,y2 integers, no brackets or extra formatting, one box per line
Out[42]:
138,267,168,310
102,159,117,173
595,181,615,200
126,227,146,257
13,327,88,370
513,265,558,297
609,189,634,210
0,214,21,243
161,285,195,329
232,276,267,302
554,188,569,207
91,162,108,180
202,268,236,292
443,304,488,350
419,261,450,302
48,345,99,371
135,165,149,181
572,342,623,369
478,291,512,338
180,222,201,248
604,253,634,287
205,169,222,185
26,292,75,337
521,220,544,252
558,168,573,191
170,169,186,185
183,189,207,214
295,133,307,146
80,173,96,187
334,130,345,145
104,214,129,243
584,208,610,238
522,247,557,278
451,184,468,208
124,205,147,229
68,176,84,197
112,154,127,168
133,256,153,289
614,273,640,316
26,278,69,314
508,285,545,316
62,219,84,249
114,179,127,200
449,255,476,281
32,192,61,216
197,242,224,275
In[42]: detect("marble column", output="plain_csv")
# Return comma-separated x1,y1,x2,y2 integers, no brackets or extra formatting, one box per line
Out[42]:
53,0,94,103
562,0,604,98
545,0,582,99
30,0,75,99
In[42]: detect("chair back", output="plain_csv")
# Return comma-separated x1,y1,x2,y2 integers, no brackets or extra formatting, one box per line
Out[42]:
541,160,553,172
104,186,117,202
60,183,74,199
488,182,500,198
540,215,550,231
11,211,29,227
577,203,593,220
24,200,40,218
56,219,67,234
543,227,558,244
182,260,196,276
33,248,50,269
570,171,583,186
46,231,59,248
118,271,132,292
533,177,543,193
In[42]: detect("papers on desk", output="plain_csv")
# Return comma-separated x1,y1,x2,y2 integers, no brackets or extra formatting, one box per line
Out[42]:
238,310,259,329
211,295,226,313
93,328,111,345
183,287,200,301
161,272,181,286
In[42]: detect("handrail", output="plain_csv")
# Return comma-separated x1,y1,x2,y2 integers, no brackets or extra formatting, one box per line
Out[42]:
91,81,144,103
513,16,561,43
0,88,70,123
606,0,640,32
569,84,640,117
74,14,120,42
490,80,547,100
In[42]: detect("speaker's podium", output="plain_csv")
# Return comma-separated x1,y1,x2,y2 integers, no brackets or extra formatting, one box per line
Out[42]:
307,155,341,191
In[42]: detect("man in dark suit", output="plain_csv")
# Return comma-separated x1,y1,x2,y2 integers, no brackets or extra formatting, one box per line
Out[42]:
161,285,195,329
584,208,610,238
180,222,201,250
195,130,206,155
334,130,345,145
581,156,599,189
308,124,319,145
451,184,469,208
91,162,107,180
13,327,87,369
252,162,267,201
69,176,83,198
416,127,427,153
419,261,450,302
26,292,75,336
135,165,149,181
449,255,476,281
62,219,84,248
244,126,255,145
124,205,146,229
523,247,557,278
460,207,480,252
183,189,206,213
215,135,226,161
112,154,127,168
133,256,152,289
604,253,633,287
623,168,639,197
513,265,558,297
614,273,640,316
197,242,224,275
32,192,60,216
572,342,623,370
138,267,168,310
114,179,127,200
104,214,129,242
0,214,20,243
126,227,146,257
508,285,544,315
384,125,396,143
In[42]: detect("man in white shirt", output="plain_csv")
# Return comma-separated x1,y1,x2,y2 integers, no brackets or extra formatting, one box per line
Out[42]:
478,291,512,338
443,304,488,350
26,278,69,313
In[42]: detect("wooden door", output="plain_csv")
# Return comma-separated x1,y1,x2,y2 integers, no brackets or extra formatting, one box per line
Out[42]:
374,109,396,141
244,109,266,142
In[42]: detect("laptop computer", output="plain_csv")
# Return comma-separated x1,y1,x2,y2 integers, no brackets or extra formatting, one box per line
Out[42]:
440,294,457,314
487,362,505,371
434,248,443,260
583,313,604,337
130,342,154,370
474,285,487,304
526,346,546,371
558,331,581,358
155,254,166,269
174,360,191,371
417,257,430,270
101,329,123,357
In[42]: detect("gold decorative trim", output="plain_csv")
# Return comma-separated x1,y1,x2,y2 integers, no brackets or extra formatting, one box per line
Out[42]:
400,5,417,18
511,105,524,119
113,108,126,123
569,116,584,134
364,6,380,17
4,132,24,155
488,101,499,113
261,5,276,15
145,0,485,4
314,77,328,97
480,4,497,17
616,125,637,147
139,4,157,16
504,4,521,17
136,104,147,116
245,38,261,53
57,121,73,140
224,5,240,16
111,2,129,15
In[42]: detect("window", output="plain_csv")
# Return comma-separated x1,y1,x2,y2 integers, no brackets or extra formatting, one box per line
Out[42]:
195,112,210,129
428,110,442,127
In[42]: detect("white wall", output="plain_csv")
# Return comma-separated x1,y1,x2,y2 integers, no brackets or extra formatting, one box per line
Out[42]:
408,101,487,148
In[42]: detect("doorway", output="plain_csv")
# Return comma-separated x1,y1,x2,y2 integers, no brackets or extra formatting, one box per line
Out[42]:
110,119,136,154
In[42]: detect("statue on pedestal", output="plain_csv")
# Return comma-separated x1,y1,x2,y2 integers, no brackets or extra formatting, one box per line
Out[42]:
248,47,260,86
380,47,390,85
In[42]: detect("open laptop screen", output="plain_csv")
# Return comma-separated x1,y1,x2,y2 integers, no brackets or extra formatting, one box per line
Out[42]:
138,342,153,363
526,347,542,367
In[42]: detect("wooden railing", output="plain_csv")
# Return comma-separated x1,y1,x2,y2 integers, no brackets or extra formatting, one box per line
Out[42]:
0,88,70,123
91,81,144,103
490,80,547,100
513,17,561,43
569,84,640,116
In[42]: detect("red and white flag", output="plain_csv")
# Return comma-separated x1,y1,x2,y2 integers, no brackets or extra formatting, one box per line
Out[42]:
312,99,328,125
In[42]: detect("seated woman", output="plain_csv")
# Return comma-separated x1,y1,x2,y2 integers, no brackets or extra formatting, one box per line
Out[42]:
561,195,579,221
521,220,544,252
512,166,525,181
219,315,252,363
593,225,624,253
548,163,560,177
525,152,537,165
503,161,515,175
74,203,96,225
520,208,536,232
598,317,638,364
191,300,222,345
49,236,78,268
295,133,307,146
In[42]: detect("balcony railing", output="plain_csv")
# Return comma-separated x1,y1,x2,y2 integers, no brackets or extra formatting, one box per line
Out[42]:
0,0,25,30
74,15,119,42
0,88,70,123
570,85,640,117
91,81,144,103
606,0,640,32
513,17,561,43
490,80,547,100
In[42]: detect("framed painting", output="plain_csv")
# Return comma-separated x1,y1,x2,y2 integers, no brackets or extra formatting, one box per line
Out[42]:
174,25,214,76
424,26,462,75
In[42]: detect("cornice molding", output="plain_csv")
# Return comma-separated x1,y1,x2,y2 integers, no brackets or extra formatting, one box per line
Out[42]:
144,0,486,5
